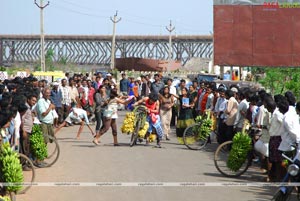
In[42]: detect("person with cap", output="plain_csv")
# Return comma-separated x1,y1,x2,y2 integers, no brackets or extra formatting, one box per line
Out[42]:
136,77,142,99
106,73,116,87
54,105,95,139
120,73,130,96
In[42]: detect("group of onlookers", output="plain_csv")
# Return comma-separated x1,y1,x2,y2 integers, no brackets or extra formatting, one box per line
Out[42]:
1,71,299,181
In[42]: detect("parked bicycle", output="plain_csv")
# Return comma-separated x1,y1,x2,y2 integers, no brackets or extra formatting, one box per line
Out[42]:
214,123,267,177
183,112,214,150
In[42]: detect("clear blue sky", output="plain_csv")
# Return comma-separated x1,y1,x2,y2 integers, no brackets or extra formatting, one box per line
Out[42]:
0,0,213,35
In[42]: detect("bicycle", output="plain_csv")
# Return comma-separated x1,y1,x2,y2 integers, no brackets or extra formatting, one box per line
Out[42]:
130,106,147,147
183,122,212,150
183,112,215,150
214,124,265,177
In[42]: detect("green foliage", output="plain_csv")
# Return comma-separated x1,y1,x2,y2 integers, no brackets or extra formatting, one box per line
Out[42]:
45,49,56,71
254,67,300,98
0,66,6,71
58,57,68,65
30,125,48,160
0,143,24,192
227,132,252,172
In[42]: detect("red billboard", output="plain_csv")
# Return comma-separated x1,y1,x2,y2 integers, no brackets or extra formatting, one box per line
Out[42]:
214,5,300,67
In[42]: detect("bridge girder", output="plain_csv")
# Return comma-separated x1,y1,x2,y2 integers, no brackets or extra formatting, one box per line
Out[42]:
0,35,213,66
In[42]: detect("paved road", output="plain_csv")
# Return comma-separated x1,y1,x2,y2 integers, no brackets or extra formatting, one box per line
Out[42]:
18,111,276,201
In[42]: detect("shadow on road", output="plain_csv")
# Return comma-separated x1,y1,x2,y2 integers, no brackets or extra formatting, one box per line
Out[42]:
72,144,96,148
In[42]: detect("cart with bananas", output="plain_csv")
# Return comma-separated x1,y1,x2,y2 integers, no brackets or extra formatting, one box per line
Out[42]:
121,105,149,147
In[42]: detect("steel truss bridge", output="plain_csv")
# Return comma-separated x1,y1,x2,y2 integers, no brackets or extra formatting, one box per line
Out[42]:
0,35,213,66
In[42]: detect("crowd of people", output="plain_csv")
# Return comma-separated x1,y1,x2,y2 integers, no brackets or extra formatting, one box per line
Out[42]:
0,71,299,182
121,72,300,183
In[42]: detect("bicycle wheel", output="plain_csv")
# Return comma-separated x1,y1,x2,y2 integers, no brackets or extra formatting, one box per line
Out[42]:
183,123,208,150
214,141,250,177
130,120,141,147
42,135,60,167
17,153,35,194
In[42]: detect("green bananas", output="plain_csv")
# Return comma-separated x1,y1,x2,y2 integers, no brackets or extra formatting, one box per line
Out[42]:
194,113,212,141
227,132,252,172
29,125,48,160
0,142,24,192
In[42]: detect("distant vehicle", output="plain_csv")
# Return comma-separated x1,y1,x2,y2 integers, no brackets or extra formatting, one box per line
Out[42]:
95,70,109,78
197,73,219,82
214,80,264,91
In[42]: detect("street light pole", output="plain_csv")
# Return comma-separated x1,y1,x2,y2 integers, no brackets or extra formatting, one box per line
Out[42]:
35,0,49,72
110,11,121,70
166,20,175,74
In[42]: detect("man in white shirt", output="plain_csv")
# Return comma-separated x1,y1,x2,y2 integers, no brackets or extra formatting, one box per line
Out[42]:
55,106,95,139
278,99,300,152
265,98,285,182
60,78,72,124
166,78,177,126
234,91,249,132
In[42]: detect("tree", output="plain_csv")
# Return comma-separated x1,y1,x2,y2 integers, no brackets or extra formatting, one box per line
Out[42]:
255,67,300,99
45,49,56,71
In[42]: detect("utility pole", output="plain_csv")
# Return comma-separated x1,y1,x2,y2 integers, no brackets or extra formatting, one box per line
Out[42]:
110,11,121,70
35,0,49,72
166,20,175,74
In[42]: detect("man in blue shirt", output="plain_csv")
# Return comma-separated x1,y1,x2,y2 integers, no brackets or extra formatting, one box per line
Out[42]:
150,74,164,94
50,82,62,127
119,73,129,95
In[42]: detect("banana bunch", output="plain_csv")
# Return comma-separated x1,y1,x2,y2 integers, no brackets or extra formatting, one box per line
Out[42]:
0,142,24,192
194,115,212,141
227,132,252,172
138,122,149,138
177,137,184,145
184,137,196,145
30,125,48,160
121,112,135,134
149,134,157,143
0,195,11,201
